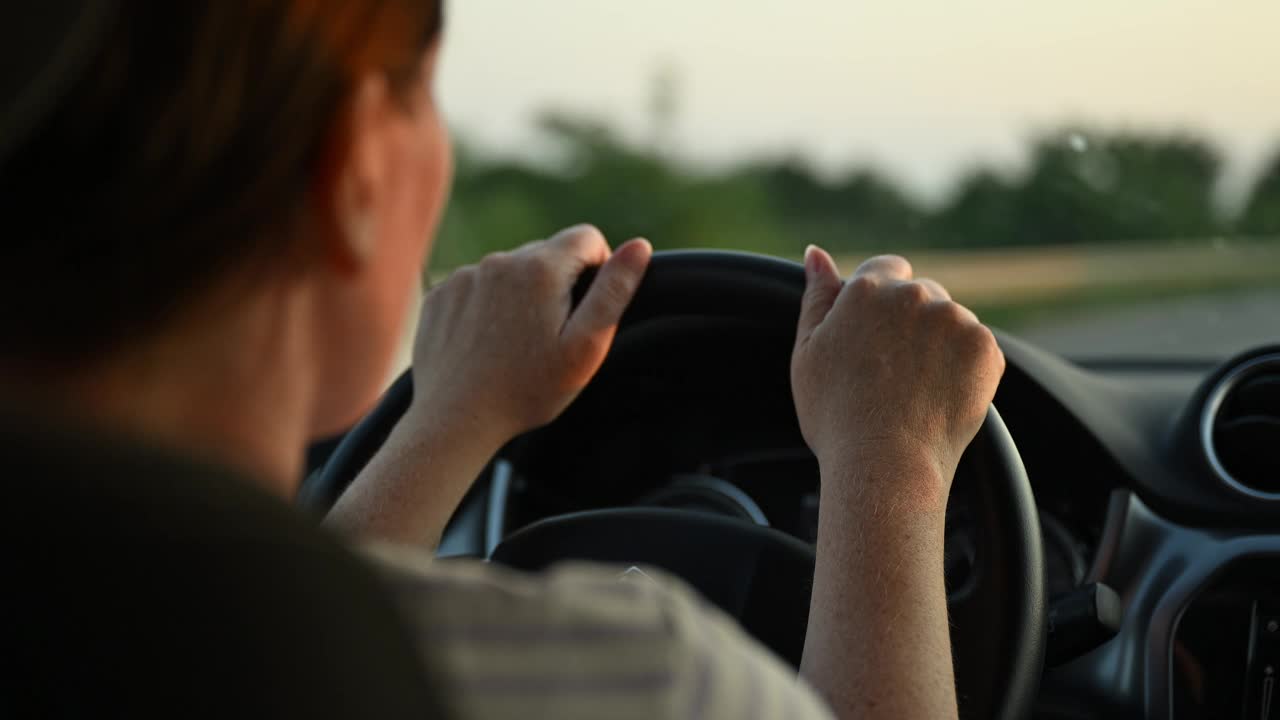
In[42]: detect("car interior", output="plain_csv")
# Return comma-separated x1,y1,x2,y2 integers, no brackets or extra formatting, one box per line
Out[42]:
8,3,1280,720
300,251,1280,719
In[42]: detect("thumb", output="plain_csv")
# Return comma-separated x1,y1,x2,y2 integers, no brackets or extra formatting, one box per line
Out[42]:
796,245,842,346
560,238,653,382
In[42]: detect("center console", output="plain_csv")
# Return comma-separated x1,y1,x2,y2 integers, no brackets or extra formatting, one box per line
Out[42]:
1171,559,1280,719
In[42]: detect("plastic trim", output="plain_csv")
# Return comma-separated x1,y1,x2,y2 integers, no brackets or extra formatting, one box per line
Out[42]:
1199,352,1280,501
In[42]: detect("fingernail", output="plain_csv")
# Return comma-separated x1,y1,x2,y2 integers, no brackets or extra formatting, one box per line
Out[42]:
623,237,652,257
618,238,653,268
804,245,820,280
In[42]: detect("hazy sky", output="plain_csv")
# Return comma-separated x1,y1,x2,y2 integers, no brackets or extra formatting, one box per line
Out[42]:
437,0,1280,203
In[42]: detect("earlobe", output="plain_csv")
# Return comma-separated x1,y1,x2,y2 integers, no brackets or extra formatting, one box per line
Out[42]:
324,170,377,273
340,166,377,266
344,208,376,265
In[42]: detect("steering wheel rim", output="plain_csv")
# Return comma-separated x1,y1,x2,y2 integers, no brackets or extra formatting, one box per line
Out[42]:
303,250,1046,720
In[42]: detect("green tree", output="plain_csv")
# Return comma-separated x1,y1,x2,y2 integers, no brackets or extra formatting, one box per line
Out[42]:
742,159,924,254
431,141,561,270
932,130,1225,247
1011,129,1224,245
931,169,1020,247
1237,150,1280,237
433,118,1238,272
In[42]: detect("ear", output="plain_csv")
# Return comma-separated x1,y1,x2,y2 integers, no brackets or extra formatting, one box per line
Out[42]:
317,73,395,275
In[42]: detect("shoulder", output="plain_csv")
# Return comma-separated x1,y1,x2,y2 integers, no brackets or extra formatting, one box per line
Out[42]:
359,542,834,720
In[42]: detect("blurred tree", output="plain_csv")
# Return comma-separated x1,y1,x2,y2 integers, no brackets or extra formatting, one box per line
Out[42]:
430,117,1239,272
830,170,927,251
433,112,787,265
1011,129,1224,245
429,140,560,271
932,169,1021,247
533,110,680,238
1237,150,1280,237
933,129,1225,247
743,158,925,254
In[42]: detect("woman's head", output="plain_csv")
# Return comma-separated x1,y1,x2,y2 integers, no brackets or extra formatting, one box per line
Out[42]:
0,0,450,436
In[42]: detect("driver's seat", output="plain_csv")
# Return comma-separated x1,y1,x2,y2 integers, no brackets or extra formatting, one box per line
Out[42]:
1,419,447,719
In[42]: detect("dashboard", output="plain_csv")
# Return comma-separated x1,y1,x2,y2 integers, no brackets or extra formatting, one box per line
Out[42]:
493,320,1114,598
431,318,1280,719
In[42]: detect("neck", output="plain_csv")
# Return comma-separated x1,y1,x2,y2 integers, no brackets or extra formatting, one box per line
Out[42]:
1,284,318,499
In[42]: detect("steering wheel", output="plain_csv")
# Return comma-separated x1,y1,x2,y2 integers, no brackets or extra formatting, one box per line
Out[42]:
303,251,1046,720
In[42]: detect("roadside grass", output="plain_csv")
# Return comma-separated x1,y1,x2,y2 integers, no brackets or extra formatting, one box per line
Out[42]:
839,239,1280,331
404,239,1279,371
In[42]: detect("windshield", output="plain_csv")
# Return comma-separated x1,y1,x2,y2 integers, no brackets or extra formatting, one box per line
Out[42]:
433,1,1280,362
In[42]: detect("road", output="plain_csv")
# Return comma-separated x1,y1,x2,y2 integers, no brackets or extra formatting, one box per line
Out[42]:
1017,289,1280,361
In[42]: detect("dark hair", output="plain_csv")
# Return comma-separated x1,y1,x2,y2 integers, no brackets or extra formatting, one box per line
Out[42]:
0,1,443,366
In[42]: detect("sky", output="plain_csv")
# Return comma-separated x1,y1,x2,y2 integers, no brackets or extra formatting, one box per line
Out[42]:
436,0,1280,206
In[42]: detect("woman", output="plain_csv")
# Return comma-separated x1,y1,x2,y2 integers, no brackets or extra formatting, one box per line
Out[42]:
0,2,1003,718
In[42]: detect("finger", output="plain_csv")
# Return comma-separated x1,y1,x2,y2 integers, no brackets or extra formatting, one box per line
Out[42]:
796,244,843,345
510,237,548,255
543,224,611,269
852,254,913,283
915,277,952,302
952,301,981,326
560,238,653,380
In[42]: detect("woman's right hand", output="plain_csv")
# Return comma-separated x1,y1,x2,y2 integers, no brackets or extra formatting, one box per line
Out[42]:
790,246,1005,513
407,225,653,451
791,249,1003,720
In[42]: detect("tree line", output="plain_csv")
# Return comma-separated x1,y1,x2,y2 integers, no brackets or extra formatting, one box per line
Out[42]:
430,112,1280,270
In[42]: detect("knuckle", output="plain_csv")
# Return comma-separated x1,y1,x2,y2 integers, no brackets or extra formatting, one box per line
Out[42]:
963,323,1002,362
884,254,913,274
985,332,1007,371
569,223,605,243
919,278,950,299
863,253,913,278
479,251,512,275
993,346,1008,375
524,253,558,288
848,275,880,298
447,266,476,290
928,299,967,324
894,280,931,306
973,322,998,350
558,223,607,251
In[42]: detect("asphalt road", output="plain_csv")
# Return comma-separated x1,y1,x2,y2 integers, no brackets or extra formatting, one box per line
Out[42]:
1017,289,1280,361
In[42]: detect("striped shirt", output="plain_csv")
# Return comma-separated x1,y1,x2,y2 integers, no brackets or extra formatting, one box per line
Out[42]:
362,543,835,720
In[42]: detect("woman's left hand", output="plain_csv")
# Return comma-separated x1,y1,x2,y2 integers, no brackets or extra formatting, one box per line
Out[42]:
327,225,651,547
408,225,652,449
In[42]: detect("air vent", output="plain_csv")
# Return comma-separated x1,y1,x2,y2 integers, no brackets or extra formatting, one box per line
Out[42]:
1202,353,1280,499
